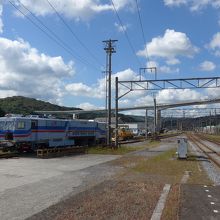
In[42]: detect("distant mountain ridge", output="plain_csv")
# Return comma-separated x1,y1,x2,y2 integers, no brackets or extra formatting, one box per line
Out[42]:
0,96,146,122
0,96,80,115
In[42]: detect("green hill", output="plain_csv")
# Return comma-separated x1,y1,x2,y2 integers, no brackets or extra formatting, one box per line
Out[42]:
0,96,146,123
0,96,80,115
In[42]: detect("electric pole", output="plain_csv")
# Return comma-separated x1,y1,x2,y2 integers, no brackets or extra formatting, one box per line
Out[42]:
153,96,157,135
103,39,117,146
145,109,148,139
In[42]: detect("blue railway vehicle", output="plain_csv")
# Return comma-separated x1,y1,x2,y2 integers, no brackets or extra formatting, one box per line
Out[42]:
0,116,106,152
96,122,107,144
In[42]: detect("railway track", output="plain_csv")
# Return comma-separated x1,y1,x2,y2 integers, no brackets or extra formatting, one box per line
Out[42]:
196,133,220,146
119,132,182,145
187,133,220,168
158,132,183,139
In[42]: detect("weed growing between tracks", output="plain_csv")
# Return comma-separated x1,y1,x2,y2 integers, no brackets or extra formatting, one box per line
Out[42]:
200,133,220,142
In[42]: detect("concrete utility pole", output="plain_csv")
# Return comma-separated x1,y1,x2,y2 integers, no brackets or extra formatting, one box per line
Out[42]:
115,77,119,148
103,39,117,146
153,96,157,134
145,109,148,139
156,109,161,132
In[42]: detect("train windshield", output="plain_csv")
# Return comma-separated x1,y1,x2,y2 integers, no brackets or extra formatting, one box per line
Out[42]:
1,121,15,130
0,121,4,130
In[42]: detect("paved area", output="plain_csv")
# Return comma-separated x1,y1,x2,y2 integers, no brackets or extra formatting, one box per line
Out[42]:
180,184,220,220
0,137,179,220
0,154,121,220
130,140,176,157
180,139,220,219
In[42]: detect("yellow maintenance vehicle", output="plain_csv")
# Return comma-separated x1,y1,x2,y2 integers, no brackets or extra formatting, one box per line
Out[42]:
112,125,134,141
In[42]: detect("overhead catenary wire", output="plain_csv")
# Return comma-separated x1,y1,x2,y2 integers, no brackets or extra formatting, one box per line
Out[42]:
46,0,104,68
135,0,150,63
9,0,100,71
110,0,143,67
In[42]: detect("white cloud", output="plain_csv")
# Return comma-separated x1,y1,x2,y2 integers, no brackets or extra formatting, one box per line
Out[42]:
199,61,216,71
0,37,75,103
65,68,141,99
9,0,134,21
76,102,104,110
157,89,204,103
190,0,220,11
166,58,180,65
164,0,187,7
0,3,3,33
146,61,179,74
164,0,220,11
119,99,131,106
114,22,129,33
65,66,216,111
65,82,95,97
209,32,220,49
208,32,220,56
137,29,199,62
206,87,220,99
0,90,17,98
159,65,179,74
136,89,205,107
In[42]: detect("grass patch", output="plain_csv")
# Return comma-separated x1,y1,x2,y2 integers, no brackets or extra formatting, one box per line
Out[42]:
161,184,180,220
87,140,160,155
87,145,145,155
146,140,161,148
132,149,212,185
201,133,220,142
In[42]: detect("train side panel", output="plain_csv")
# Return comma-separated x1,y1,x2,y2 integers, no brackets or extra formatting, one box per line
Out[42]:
0,117,107,150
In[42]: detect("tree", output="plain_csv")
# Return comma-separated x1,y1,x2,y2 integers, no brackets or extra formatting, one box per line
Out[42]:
0,108,5,117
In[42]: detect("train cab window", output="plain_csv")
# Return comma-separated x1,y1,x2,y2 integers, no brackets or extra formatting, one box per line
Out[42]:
17,121,25,129
4,121,15,130
0,121,4,130
31,121,37,129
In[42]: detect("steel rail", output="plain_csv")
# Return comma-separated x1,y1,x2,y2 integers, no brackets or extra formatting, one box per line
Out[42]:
187,134,220,168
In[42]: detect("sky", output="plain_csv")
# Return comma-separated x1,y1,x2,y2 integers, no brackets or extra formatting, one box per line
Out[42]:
1,0,220,114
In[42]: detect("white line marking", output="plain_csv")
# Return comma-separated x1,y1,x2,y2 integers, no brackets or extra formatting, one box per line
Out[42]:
208,195,212,198
150,184,171,220
204,185,207,188
180,171,190,184
205,189,209,192
211,202,215,205
197,163,202,172
213,210,219,213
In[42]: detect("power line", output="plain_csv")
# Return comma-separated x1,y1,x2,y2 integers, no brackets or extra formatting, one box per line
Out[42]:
9,0,100,71
110,0,142,67
135,0,150,63
46,0,104,68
